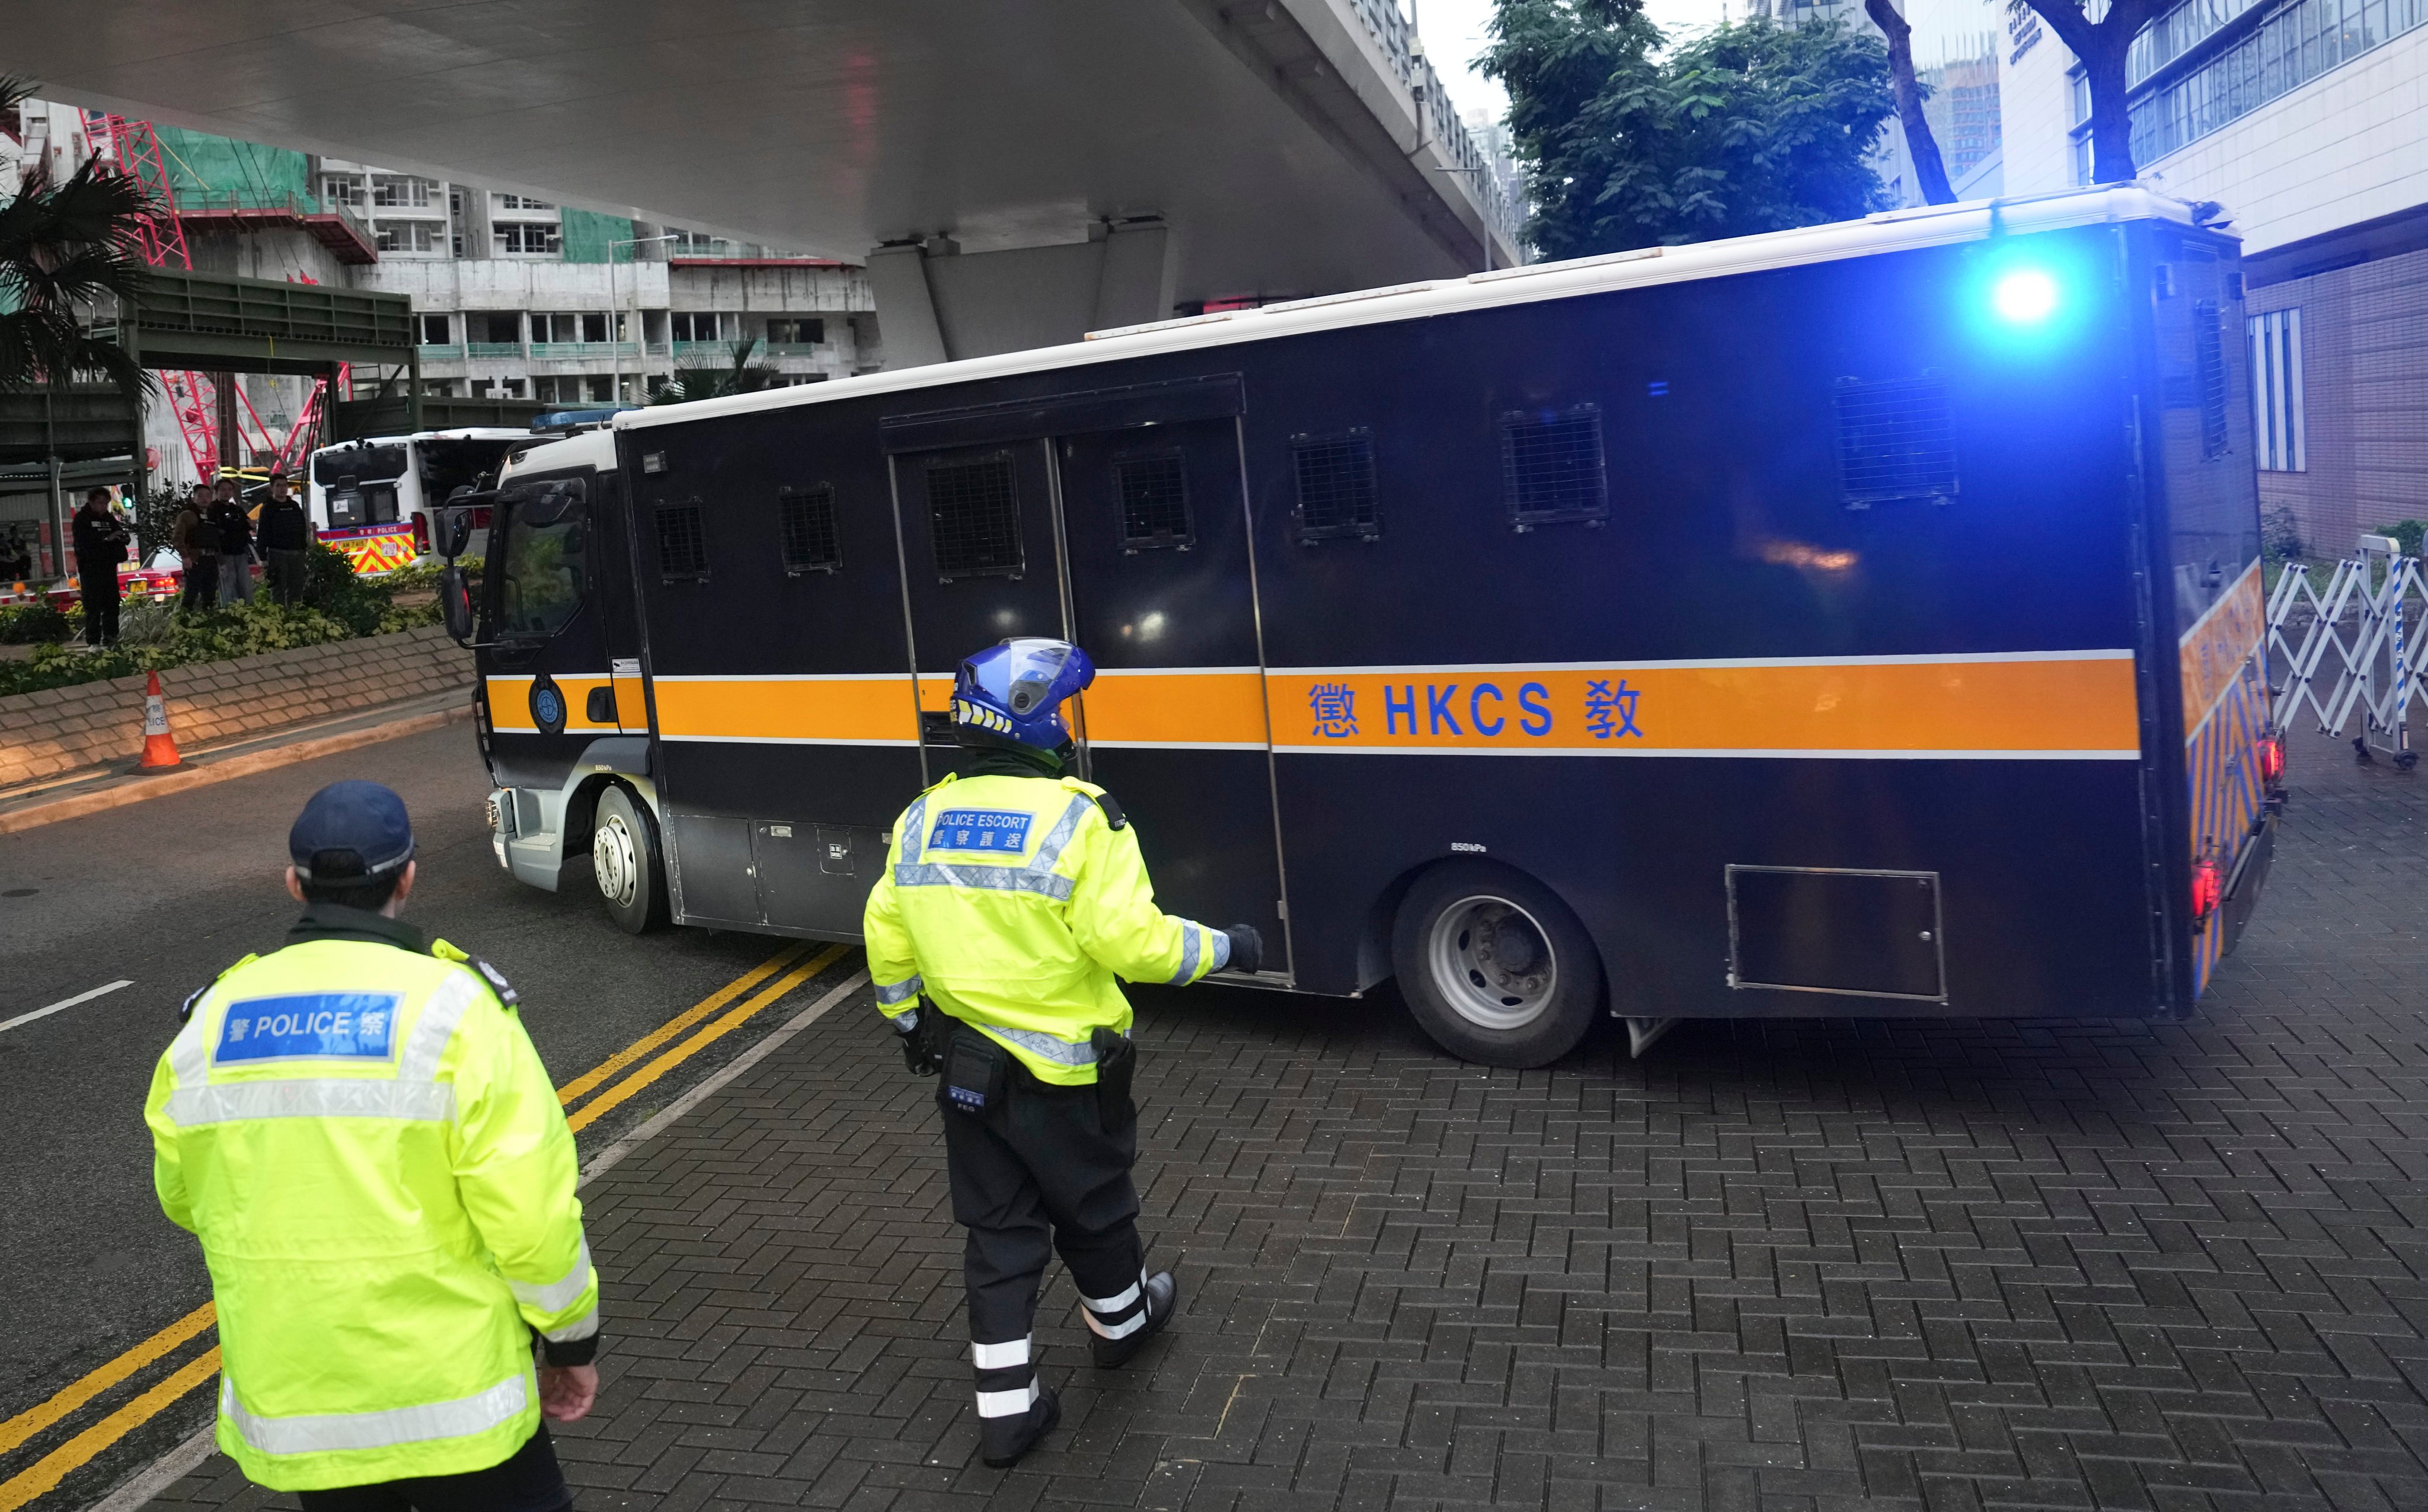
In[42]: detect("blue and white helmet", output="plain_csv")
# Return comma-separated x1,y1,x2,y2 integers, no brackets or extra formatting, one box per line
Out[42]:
953,638,1096,753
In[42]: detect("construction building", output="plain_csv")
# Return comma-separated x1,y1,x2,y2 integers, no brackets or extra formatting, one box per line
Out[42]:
1,101,878,498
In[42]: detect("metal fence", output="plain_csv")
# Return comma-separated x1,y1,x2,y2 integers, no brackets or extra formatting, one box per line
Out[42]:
2266,535,2426,766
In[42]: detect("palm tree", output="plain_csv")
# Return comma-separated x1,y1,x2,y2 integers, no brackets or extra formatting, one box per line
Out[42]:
0,75,152,400
650,338,784,405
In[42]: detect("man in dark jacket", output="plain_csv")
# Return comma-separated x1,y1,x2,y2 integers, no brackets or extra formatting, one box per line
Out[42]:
174,483,221,613
207,477,255,606
255,470,314,603
71,488,132,647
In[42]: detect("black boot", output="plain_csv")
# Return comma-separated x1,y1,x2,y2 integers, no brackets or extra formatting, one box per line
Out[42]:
979,1385,1060,1468
1091,1270,1177,1368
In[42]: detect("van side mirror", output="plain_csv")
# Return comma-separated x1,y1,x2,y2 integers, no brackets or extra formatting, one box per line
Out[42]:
440,563,475,644
443,510,475,560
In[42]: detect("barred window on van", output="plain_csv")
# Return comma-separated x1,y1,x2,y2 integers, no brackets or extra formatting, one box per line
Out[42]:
2193,300,2231,459
778,484,841,574
1832,375,1957,507
1501,404,1608,527
1115,452,1193,551
655,499,708,579
928,453,1024,580
1290,429,1380,542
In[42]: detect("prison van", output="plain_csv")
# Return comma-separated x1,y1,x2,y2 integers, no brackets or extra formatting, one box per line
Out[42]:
456,185,2277,1068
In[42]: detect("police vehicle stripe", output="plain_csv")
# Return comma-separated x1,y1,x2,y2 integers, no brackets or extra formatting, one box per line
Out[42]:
875,974,924,1006
507,1238,595,1315
971,1337,1030,1369
221,1370,529,1455
165,1079,455,1126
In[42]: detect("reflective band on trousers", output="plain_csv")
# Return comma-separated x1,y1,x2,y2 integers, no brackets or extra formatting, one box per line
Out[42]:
976,1380,1041,1418
221,1370,528,1455
166,1079,454,1127
971,1337,1030,1369
506,1236,593,1313
1082,1277,1142,1313
1085,1308,1146,1340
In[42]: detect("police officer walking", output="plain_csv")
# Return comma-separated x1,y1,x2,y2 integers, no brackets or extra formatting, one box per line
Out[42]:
144,781,601,1509
863,638,1261,1468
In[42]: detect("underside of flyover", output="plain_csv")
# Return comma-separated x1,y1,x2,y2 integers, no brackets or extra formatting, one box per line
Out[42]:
13,1,1520,362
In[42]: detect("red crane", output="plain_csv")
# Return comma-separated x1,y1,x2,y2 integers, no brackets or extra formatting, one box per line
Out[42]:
84,111,336,483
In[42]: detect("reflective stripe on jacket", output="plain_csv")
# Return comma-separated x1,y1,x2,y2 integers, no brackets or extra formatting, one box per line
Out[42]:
863,772,1226,1085
143,936,596,1491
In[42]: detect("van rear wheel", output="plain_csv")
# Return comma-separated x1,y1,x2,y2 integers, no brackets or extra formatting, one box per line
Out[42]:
592,784,669,934
1392,863,1601,1068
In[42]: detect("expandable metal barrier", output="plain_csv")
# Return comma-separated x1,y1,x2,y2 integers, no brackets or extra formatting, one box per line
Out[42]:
2267,533,2427,769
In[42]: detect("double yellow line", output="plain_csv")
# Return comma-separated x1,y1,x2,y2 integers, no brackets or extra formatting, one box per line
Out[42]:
0,941,846,1512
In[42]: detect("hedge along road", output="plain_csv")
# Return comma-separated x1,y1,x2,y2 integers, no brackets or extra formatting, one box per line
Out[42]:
0,720,869,1511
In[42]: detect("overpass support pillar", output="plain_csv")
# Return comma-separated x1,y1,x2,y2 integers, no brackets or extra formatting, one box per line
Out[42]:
867,218,1178,370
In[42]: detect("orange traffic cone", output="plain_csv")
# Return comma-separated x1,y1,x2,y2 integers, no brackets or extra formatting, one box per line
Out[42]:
136,669,188,772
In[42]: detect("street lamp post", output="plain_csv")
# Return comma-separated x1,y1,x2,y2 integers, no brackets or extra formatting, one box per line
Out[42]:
610,234,680,404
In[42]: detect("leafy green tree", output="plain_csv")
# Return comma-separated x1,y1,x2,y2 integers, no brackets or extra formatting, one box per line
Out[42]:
0,75,152,401
650,338,783,406
1483,2,1897,261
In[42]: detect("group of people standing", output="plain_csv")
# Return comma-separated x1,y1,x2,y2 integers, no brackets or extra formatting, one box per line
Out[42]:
65,471,316,648
165,472,316,615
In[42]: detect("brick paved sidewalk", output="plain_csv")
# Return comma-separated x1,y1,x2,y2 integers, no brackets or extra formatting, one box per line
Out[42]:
151,726,2428,1511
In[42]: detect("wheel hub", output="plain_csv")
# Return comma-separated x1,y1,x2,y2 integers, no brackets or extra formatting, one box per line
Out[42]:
594,813,638,909
1427,895,1557,1031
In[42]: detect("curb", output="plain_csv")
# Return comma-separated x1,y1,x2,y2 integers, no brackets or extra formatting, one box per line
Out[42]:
0,704,474,836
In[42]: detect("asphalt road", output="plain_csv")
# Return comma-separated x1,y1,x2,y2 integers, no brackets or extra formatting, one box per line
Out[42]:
0,723,859,1440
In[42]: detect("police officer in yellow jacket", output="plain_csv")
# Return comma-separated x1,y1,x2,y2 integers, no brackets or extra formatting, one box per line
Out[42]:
144,781,600,1510
865,638,1261,1468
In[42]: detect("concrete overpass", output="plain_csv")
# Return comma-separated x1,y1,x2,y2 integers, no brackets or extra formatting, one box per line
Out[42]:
13,0,1523,363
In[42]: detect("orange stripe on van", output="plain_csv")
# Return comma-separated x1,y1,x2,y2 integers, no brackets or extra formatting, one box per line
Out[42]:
1081,670,1269,746
653,676,920,744
1270,655,2141,757
487,675,617,734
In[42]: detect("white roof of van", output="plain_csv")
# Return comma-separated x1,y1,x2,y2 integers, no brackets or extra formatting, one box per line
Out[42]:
312,429,532,450
499,428,616,476
622,186,2210,435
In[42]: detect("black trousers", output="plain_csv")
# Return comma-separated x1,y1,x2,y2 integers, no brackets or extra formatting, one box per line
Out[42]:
295,1423,570,1512
940,1030,1147,1418
181,555,218,610
77,562,120,644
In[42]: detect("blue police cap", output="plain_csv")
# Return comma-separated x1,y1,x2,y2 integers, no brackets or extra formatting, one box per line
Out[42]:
289,781,415,881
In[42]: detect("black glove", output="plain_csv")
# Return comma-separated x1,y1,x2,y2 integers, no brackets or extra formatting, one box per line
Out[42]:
1221,924,1263,976
898,1011,942,1076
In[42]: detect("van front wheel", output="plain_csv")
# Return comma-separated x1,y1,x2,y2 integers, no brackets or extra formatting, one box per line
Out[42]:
592,784,670,935
1392,864,1601,1068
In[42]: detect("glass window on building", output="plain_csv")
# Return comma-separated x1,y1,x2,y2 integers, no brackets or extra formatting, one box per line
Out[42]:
669,312,739,342
2249,309,2305,472
495,222,561,255
370,174,438,208
375,220,441,253
320,174,365,208
767,317,825,346
494,193,555,211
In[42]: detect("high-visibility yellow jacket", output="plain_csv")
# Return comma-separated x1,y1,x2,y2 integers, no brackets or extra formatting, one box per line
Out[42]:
143,913,598,1491
864,771,1227,1084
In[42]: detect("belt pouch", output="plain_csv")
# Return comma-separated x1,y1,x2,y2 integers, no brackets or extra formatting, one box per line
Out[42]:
1090,1027,1137,1134
943,1029,1007,1115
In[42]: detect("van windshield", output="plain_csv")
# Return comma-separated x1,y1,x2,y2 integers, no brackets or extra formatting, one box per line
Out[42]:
494,481,587,638
312,445,407,485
